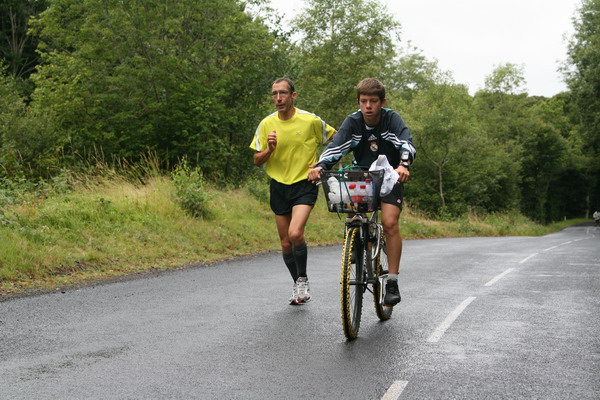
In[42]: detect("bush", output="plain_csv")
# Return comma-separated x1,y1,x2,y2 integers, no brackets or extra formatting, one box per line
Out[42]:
245,173,270,203
171,161,212,219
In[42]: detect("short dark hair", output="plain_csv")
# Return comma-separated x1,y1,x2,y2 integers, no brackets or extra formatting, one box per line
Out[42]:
273,77,296,93
356,78,385,101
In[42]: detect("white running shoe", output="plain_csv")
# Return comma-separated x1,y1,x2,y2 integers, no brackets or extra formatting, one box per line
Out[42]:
296,276,311,303
289,281,300,305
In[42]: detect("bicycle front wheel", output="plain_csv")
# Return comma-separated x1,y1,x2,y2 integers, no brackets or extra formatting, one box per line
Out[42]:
341,227,365,340
373,238,393,320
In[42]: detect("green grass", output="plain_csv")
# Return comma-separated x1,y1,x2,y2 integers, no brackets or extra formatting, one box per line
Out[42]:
0,172,588,295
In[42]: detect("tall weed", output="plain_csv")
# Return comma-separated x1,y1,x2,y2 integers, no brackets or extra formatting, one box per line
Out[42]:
245,175,270,203
171,161,212,218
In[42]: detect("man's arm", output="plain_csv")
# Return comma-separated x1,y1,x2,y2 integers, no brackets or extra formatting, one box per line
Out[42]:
253,148,272,166
308,117,355,182
253,130,277,166
386,112,415,183
315,117,355,169
395,164,410,183
389,112,416,162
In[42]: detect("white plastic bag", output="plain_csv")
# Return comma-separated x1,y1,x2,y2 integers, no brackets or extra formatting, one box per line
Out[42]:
369,155,399,197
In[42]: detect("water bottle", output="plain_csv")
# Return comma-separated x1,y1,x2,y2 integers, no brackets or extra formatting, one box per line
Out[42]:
364,179,373,210
347,183,359,207
357,183,368,212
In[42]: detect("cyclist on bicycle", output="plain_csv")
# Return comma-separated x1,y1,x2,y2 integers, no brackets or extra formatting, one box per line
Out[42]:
250,77,336,305
308,78,415,306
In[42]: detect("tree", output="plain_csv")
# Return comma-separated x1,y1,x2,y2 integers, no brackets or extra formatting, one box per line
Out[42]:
484,63,527,95
28,0,290,180
0,0,47,79
0,0,48,97
564,0,600,214
386,42,446,102
403,83,511,215
0,67,23,160
518,98,570,222
475,63,529,143
471,64,531,213
474,62,580,222
291,0,401,126
522,93,590,221
0,66,62,178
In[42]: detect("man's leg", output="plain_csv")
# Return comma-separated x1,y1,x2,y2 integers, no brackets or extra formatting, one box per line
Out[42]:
275,213,304,304
275,205,313,276
275,214,297,281
381,202,402,274
381,202,402,305
289,204,313,277
289,204,313,302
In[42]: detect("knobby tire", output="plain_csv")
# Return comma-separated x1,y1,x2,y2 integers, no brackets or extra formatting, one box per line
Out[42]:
373,238,393,320
341,227,364,340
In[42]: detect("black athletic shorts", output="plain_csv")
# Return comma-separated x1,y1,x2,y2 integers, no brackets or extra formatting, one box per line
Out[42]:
270,179,318,216
380,182,404,209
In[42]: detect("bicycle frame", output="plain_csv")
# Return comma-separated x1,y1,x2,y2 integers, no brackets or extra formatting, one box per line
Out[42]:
344,210,383,289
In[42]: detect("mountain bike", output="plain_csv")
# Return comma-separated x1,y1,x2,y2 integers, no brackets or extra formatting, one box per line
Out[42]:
320,167,393,340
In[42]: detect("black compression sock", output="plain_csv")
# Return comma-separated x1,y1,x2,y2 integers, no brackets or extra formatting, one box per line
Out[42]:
292,242,308,278
282,252,298,282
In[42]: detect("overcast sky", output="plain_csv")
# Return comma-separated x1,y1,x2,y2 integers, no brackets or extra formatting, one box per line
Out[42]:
266,0,581,97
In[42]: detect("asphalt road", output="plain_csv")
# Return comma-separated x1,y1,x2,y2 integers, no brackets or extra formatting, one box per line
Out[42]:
1,224,599,399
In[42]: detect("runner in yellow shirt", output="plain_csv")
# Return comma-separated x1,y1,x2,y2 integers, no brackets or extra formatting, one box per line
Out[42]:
250,77,335,305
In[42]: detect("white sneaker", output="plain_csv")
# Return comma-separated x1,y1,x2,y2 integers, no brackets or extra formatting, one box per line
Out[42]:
296,277,311,303
289,282,300,305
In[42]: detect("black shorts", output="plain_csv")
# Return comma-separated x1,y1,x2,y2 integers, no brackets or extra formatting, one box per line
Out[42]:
270,179,318,216
380,182,404,209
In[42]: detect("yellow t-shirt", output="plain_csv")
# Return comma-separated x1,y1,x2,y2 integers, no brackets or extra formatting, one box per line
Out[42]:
250,108,335,185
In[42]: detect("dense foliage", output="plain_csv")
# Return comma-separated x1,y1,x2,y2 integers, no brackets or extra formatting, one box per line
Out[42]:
0,0,48,93
564,0,600,218
0,0,598,222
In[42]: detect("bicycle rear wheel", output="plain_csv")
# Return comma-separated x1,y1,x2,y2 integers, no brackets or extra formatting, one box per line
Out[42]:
341,227,364,339
373,238,393,320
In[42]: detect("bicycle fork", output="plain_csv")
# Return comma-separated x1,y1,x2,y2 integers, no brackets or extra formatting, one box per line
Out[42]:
345,215,383,294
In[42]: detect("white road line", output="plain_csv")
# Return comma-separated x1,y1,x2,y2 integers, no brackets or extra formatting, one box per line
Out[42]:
544,241,575,252
381,380,409,400
484,268,515,287
519,253,538,264
427,296,476,343
569,263,600,266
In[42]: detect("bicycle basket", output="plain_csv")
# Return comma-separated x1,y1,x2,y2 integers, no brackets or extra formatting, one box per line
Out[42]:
320,169,384,213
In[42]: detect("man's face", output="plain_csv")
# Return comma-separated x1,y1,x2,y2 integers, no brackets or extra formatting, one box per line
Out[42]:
358,94,386,126
271,81,296,115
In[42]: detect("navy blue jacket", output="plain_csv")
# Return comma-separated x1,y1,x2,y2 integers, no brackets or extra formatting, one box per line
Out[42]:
316,108,416,170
